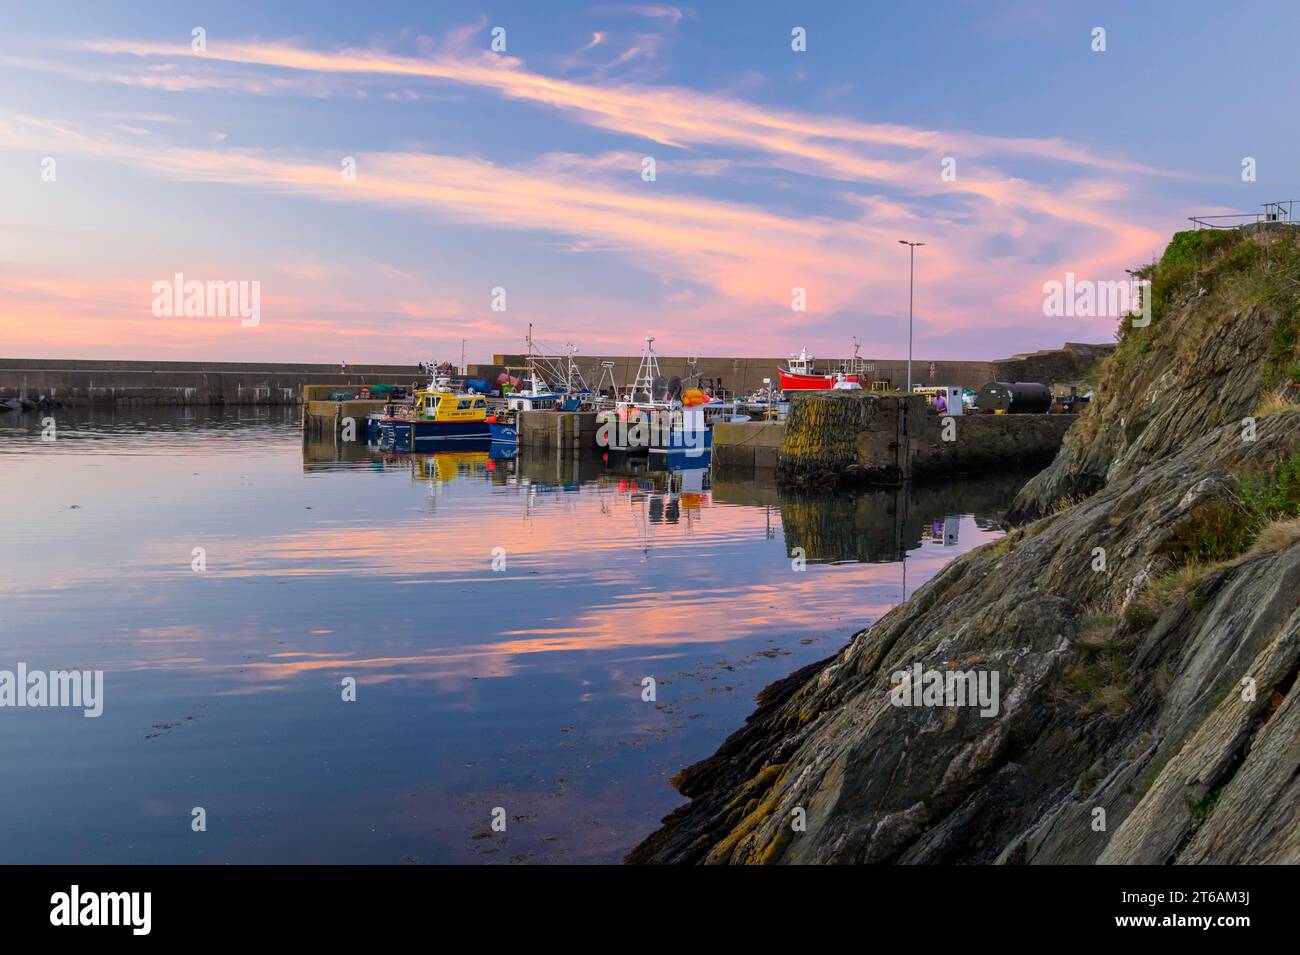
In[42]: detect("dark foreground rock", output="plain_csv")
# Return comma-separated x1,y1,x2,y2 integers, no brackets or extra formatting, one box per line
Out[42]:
629,228,1300,865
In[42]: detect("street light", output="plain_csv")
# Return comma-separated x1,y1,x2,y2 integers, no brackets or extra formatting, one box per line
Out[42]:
898,240,925,392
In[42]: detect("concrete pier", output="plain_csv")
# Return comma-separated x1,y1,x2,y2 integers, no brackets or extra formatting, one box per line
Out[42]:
774,392,1075,486
517,410,599,451
712,421,786,471
301,384,389,437
911,411,1074,478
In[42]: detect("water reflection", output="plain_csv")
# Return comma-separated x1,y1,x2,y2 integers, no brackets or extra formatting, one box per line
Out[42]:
303,435,1018,564
774,471,1024,564
0,411,1034,863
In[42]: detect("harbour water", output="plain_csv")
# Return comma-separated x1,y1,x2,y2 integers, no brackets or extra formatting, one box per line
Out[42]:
0,408,1029,863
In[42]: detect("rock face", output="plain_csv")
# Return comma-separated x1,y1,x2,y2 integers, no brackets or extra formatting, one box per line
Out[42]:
628,228,1300,865
1009,240,1288,521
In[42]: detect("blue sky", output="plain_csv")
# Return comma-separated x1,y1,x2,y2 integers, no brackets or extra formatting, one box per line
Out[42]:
2,1,1296,363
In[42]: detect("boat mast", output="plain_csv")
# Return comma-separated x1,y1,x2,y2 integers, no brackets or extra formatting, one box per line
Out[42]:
524,323,549,394
594,361,618,399
564,342,587,391
628,336,661,404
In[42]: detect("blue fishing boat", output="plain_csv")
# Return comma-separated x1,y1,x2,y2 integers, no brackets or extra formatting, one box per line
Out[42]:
488,417,517,443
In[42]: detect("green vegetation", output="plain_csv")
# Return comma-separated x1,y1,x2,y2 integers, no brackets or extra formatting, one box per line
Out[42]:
1122,451,1300,630
1268,319,1300,385
1078,612,1120,646
1165,450,1300,567
1240,450,1300,525
1055,614,1132,717
1078,763,1103,795
1187,785,1226,826
1124,562,1210,630
1112,228,1300,383
1164,498,1256,566
1122,600,1158,631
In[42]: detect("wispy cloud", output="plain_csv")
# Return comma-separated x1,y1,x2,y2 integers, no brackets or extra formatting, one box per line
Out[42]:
594,4,688,27
65,37,1173,183
0,102,1162,359
0,26,1192,361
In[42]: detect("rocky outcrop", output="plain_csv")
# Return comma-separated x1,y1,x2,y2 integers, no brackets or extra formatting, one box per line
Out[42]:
629,228,1300,865
1009,235,1292,521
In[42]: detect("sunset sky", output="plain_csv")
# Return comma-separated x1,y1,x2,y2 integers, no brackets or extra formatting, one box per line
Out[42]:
2,1,1296,364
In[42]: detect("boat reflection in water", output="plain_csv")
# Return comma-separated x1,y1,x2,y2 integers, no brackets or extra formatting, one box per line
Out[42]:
303,434,1027,565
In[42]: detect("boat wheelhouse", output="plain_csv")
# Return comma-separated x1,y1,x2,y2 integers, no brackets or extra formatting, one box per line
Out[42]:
505,371,561,412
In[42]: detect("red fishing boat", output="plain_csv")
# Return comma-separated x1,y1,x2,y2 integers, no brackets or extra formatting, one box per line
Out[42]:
777,345,867,391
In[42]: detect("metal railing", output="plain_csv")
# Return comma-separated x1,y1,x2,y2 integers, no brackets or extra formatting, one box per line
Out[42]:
1189,200,1299,230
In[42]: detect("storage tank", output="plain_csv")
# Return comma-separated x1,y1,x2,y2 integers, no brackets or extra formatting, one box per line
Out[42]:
975,381,1052,414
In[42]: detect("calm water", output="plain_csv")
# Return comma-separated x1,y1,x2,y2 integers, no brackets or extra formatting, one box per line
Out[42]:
0,407,1026,863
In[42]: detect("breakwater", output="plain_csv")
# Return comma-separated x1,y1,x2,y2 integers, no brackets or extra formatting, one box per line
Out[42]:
0,358,423,406
491,342,1110,398
1,343,1110,408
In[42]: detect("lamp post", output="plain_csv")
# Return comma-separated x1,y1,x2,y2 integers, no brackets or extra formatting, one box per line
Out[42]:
898,240,925,392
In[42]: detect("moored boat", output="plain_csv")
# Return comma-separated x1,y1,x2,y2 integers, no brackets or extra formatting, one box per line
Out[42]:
778,348,863,390
648,389,712,459
486,407,518,444
777,340,872,391
374,370,490,451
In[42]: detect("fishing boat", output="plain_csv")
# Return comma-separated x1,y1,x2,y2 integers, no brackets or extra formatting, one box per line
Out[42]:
596,336,675,452
504,326,592,412
374,370,490,451
485,406,518,444
778,348,860,390
648,391,712,460
700,398,751,425
777,338,872,391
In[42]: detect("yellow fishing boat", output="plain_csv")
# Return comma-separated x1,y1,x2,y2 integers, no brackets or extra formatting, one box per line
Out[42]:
376,371,491,451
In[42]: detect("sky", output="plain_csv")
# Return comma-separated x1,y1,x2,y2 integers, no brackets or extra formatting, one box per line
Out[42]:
2,0,1298,364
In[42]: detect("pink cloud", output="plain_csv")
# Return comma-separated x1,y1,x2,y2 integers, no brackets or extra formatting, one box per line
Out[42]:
0,35,1187,360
